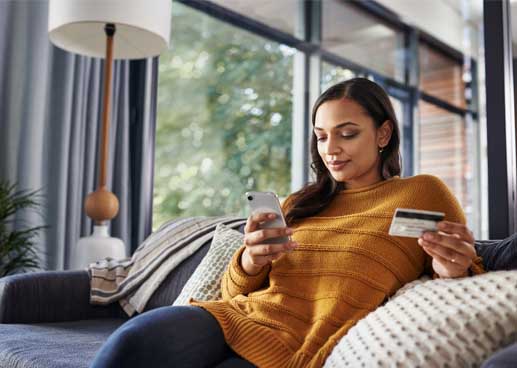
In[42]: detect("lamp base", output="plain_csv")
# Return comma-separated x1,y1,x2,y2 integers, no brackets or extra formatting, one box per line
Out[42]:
71,224,126,269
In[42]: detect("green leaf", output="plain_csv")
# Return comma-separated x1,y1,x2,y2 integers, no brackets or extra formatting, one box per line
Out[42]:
0,181,46,277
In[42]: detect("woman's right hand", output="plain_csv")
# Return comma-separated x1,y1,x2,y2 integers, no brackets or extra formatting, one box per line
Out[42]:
241,212,298,276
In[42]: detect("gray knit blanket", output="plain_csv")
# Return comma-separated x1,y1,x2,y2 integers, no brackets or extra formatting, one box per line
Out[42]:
88,216,247,316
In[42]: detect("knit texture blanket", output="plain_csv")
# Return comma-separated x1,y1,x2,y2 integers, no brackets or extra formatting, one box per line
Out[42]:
323,270,517,368
89,216,246,316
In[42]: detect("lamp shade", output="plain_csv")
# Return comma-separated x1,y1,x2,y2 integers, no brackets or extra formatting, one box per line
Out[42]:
48,0,172,59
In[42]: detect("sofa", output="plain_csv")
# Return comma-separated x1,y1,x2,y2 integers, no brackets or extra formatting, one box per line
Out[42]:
0,219,515,368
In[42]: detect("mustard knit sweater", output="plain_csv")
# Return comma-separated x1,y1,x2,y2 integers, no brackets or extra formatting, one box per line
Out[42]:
190,174,485,367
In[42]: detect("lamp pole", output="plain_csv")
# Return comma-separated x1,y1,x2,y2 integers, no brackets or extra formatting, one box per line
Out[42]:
84,23,120,226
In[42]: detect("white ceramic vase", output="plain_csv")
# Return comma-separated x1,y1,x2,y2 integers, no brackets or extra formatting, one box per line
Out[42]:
71,224,126,269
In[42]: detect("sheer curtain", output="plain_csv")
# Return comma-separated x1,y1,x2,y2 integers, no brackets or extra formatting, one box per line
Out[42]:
0,0,158,270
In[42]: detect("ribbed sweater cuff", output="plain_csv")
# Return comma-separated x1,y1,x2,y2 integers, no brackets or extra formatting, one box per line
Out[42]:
469,255,485,275
226,246,271,295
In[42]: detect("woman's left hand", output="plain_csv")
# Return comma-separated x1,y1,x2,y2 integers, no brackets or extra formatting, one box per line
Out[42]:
418,221,477,278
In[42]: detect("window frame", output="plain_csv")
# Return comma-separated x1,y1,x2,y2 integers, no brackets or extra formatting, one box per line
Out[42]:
169,0,482,235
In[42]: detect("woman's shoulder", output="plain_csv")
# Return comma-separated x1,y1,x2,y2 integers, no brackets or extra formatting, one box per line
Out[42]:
399,174,450,192
400,174,465,223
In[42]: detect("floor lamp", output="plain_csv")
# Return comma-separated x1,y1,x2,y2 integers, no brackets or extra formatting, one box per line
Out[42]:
48,0,171,268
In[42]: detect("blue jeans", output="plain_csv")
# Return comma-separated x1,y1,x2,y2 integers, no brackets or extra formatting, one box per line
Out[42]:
481,343,517,368
90,306,256,368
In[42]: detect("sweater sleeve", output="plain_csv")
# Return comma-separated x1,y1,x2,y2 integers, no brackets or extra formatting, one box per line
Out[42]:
468,255,486,275
421,175,486,278
221,245,271,301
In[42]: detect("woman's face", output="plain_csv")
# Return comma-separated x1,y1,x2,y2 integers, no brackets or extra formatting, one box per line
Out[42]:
314,98,392,189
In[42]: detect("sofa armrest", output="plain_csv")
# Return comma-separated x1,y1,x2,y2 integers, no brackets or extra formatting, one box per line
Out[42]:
0,270,127,324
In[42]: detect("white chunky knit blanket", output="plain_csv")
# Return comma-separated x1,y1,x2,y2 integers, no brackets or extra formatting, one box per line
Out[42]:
324,270,517,368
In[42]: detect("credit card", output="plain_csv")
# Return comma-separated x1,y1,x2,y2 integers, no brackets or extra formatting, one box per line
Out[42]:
388,208,445,238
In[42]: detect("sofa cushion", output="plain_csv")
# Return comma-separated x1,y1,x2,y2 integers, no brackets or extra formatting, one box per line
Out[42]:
324,270,517,368
143,240,211,311
144,223,246,311
173,223,244,305
0,319,125,368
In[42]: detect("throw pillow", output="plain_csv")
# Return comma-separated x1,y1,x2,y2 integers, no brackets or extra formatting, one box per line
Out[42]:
324,271,517,368
173,223,243,306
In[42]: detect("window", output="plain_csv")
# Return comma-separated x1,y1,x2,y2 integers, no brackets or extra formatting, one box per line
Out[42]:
154,2,294,229
418,100,475,224
321,0,405,83
389,96,405,168
419,42,466,109
321,62,356,92
209,0,299,36
152,0,483,236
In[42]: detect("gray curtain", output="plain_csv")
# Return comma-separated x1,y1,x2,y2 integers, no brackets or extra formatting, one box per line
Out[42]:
0,1,157,270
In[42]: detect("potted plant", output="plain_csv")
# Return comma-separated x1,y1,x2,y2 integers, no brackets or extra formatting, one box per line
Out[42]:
0,181,47,277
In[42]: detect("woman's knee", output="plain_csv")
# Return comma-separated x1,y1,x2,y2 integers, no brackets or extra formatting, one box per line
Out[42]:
109,306,210,352
109,326,139,356
481,343,517,368
91,306,229,368
91,313,155,367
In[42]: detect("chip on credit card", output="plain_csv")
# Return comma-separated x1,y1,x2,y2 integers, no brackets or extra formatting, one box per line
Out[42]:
388,208,445,238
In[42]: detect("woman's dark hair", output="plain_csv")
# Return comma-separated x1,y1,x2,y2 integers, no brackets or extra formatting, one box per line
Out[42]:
284,77,401,225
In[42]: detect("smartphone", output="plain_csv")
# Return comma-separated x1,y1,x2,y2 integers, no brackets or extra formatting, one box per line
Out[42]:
245,191,290,244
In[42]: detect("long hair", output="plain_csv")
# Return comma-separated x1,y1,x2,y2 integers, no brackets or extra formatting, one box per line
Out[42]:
284,78,402,225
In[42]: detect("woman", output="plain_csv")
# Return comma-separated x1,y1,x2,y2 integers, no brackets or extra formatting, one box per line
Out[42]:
91,78,484,368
